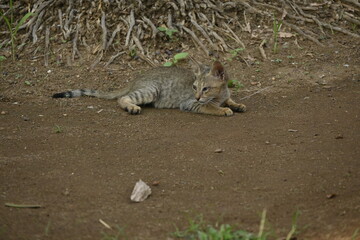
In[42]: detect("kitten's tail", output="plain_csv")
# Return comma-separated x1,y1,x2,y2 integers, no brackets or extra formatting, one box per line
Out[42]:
52,88,129,100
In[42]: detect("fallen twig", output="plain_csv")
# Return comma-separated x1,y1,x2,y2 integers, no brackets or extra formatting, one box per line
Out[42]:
99,219,112,229
239,87,271,100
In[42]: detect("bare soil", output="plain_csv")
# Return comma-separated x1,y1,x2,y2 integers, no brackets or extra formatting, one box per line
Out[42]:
0,37,359,240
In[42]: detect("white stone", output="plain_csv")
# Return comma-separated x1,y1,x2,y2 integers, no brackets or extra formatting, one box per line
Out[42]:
130,180,151,202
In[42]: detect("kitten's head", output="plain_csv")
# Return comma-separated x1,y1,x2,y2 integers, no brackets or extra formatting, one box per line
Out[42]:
192,61,229,104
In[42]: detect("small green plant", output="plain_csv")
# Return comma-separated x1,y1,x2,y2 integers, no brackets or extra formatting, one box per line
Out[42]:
24,80,31,86
129,48,137,58
285,210,300,240
158,26,178,40
15,73,23,79
351,23,357,31
163,52,189,67
272,58,282,63
0,225,6,237
272,15,282,53
0,0,34,60
228,79,244,92
54,125,63,134
101,226,126,240
0,55,6,72
227,48,244,61
352,228,359,240
173,210,300,240
173,213,263,240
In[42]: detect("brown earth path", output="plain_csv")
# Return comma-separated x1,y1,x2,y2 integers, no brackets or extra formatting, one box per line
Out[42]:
0,39,359,239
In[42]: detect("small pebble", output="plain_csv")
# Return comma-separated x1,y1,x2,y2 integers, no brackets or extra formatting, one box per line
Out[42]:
1,111,7,115
214,149,224,153
326,193,336,199
21,115,30,121
335,135,344,139
63,188,70,196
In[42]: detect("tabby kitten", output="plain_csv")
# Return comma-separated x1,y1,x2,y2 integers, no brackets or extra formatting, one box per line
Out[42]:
52,61,246,116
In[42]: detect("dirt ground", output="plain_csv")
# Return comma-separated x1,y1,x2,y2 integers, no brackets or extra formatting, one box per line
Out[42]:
1,36,360,240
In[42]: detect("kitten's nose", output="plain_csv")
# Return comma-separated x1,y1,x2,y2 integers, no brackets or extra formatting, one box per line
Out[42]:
195,93,201,101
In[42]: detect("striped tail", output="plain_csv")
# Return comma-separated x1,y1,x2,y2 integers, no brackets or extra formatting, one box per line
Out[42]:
52,89,96,98
52,88,129,99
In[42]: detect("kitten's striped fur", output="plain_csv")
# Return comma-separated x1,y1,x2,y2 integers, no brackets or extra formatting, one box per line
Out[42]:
52,61,246,116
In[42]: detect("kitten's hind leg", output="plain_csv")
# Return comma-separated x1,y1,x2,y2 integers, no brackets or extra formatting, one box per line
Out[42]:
117,88,158,115
118,96,142,114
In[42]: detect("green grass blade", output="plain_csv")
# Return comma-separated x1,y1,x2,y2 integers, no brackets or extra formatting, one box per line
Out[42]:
10,0,14,24
14,12,34,35
45,220,51,236
351,228,359,240
5,203,41,208
0,13,12,33
257,209,267,238
285,210,300,240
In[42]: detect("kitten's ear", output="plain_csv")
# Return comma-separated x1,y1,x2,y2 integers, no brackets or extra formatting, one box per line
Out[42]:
211,61,226,81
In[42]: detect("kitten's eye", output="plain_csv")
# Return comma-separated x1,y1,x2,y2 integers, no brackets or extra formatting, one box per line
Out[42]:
202,87,210,92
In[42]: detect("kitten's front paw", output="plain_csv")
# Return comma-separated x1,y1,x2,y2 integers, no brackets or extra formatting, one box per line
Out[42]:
125,106,142,115
222,107,234,116
232,103,246,113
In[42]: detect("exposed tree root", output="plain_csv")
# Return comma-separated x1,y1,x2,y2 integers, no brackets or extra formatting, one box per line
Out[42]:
0,0,358,66
259,39,267,60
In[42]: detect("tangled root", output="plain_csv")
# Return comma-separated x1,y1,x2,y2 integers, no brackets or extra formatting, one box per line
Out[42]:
0,0,359,66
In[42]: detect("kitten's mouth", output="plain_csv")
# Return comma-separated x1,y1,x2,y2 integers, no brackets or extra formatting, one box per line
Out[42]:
197,98,213,104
